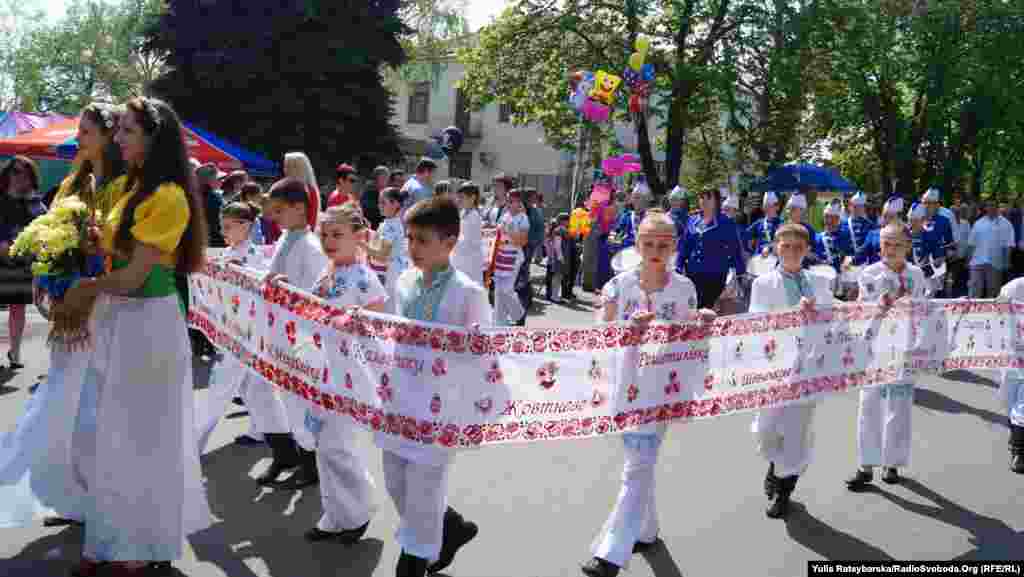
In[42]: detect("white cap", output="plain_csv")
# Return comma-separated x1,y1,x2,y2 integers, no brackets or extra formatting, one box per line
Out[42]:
763,191,779,206
823,202,840,217
668,185,687,201
851,191,866,206
923,188,940,202
786,193,807,211
883,197,904,215
723,195,739,210
908,202,926,220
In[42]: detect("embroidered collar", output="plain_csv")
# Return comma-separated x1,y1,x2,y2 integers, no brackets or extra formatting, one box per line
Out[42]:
403,265,456,322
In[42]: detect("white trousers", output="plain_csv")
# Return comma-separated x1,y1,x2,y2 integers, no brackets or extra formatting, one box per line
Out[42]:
195,357,258,453
591,433,661,569
493,283,524,326
314,413,376,532
751,403,817,478
381,450,448,561
857,383,914,467
245,375,290,437
1000,370,1024,427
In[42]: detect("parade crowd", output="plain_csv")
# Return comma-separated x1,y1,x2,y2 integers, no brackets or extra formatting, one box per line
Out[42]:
0,99,1020,577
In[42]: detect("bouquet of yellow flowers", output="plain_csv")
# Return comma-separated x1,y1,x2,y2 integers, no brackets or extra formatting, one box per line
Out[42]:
10,197,105,349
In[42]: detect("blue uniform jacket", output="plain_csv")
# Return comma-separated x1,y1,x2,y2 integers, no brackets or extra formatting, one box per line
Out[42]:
614,209,642,250
747,216,782,255
926,212,955,250
842,216,876,265
681,213,746,276
816,226,853,272
911,226,943,268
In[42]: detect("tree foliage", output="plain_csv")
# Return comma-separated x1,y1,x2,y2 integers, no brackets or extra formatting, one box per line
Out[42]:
146,0,407,180
9,0,166,114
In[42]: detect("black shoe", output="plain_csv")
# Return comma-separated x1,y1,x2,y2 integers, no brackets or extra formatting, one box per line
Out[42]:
7,351,23,370
43,516,82,527
232,397,245,406
632,538,659,554
304,521,369,544
581,557,620,577
846,469,873,491
1011,454,1024,474
234,434,264,446
271,448,319,490
764,462,777,498
882,467,900,484
255,433,300,486
427,508,478,574
766,475,797,519
396,551,429,577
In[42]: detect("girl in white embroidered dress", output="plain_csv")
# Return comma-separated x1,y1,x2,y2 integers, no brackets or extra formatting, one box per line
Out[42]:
302,204,387,545
584,211,714,577
365,187,410,312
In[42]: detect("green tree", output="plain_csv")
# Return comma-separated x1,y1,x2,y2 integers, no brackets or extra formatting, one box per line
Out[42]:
146,0,407,180
10,0,165,114
0,0,46,110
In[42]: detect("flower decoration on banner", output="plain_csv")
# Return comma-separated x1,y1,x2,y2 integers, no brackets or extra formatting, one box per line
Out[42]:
601,154,643,177
735,339,744,360
267,310,276,328
231,295,240,315
249,300,256,318
591,388,606,407
665,370,681,397
626,383,639,403
432,358,448,377
842,346,855,367
430,394,442,415
313,333,322,349
588,358,606,385
377,374,393,403
285,320,297,346
536,361,559,390
763,338,777,361
322,366,329,384
345,372,354,389
475,396,493,414
704,374,715,391
486,361,504,384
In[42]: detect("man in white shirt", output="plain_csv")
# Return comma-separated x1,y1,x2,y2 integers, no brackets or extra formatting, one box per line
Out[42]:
967,201,1013,298
997,204,1016,280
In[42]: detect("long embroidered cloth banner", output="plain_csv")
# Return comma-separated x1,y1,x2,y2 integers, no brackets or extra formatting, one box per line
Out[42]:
187,261,1017,450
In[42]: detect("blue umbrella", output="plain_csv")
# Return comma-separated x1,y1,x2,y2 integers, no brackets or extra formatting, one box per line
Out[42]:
749,163,856,192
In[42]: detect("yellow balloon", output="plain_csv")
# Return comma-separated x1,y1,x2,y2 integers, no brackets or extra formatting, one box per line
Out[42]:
635,36,650,55
628,53,644,71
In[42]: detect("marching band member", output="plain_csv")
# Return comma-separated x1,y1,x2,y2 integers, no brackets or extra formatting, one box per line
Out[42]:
583,211,714,577
857,197,904,266
998,277,1024,474
816,202,852,273
847,223,926,490
908,203,944,296
921,188,956,258
750,224,834,519
667,186,689,273
681,189,746,309
613,180,650,250
722,194,739,221
783,193,824,266
747,191,782,256
841,191,875,266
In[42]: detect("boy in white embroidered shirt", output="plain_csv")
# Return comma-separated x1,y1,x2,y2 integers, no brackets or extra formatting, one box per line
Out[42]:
749,224,833,519
258,177,329,489
582,211,715,577
302,204,389,545
377,197,492,577
847,223,926,490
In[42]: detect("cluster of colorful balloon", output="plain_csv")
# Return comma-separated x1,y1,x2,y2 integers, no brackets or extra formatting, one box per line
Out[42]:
601,153,642,176
568,69,623,123
622,36,654,115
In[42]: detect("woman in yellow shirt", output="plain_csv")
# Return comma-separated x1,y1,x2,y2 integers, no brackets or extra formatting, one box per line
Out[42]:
61,97,212,577
0,103,131,534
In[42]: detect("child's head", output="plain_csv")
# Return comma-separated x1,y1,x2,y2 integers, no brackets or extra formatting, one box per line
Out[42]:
636,210,677,270
266,177,312,230
319,203,368,265
221,202,258,247
506,189,525,213
879,222,910,270
239,181,263,205
380,186,406,218
434,180,451,199
404,196,460,272
774,223,810,272
455,181,480,210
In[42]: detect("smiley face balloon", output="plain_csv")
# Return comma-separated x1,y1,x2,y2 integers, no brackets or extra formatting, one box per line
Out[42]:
589,70,622,106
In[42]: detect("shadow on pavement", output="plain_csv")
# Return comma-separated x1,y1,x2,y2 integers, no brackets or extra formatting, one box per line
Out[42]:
875,479,1023,560
913,387,1006,428
941,370,998,389
190,441,384,577
639,540,686,577
0,526,84,577
783,502,894,561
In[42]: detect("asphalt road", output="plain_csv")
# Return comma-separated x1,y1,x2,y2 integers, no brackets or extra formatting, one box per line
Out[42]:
0,286,1020,577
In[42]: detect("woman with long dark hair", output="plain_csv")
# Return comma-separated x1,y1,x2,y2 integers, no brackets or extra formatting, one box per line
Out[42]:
681,188,747,309
0,103,132,533
0,156,45,369
60,97,212,576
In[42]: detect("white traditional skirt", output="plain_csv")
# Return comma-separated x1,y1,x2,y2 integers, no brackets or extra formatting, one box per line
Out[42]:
493,245,522,292
78,294,211,561
0,343,95,527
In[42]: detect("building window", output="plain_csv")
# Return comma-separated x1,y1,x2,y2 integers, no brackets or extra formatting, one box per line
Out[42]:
408,82,429,124
449,152,472,180
499,102,513,123
455,89,471,134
